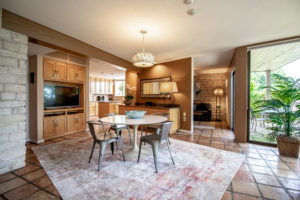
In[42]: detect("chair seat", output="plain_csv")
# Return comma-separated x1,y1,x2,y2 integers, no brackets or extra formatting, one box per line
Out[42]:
112,124,128,129
145,124,162,130
142,134,161,142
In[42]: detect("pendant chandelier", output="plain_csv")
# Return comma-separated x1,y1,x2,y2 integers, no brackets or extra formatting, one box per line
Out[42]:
132,30,155,67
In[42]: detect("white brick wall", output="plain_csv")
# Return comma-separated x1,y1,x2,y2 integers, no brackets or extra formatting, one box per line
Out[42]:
0,25,28,174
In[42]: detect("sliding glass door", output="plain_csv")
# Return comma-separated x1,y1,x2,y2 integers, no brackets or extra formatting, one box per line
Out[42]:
248,40,300,145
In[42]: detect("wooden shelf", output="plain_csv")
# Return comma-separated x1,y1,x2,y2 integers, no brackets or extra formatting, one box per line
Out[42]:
44,107,84,113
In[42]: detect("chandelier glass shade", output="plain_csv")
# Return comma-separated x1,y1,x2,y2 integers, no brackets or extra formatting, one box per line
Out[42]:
132,30,155,67
132,52,155,67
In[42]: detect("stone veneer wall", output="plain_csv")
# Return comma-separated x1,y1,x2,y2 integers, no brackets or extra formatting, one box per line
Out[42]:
194,73,228,121
0,18,28,174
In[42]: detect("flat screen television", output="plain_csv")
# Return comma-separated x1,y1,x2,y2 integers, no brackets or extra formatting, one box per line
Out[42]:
44,85,80,109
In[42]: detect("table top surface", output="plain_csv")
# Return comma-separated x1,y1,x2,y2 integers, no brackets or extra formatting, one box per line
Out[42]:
100,115,168,125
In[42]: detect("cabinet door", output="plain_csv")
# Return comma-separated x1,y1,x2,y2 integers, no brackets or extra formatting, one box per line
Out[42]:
76,114,84,131
98,102,110,118
109,103,116,114
75,67,84,83
67,115,76,133
89,104,96,116
56,62,67,81
67,65,76,82
67,65,84,83
44,117,56,138
56,116,66,135
43,59,56,81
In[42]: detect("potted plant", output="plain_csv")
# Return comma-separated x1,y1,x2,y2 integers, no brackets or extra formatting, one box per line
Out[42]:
124,94,133,106
123,84,136,106
259,74,300,157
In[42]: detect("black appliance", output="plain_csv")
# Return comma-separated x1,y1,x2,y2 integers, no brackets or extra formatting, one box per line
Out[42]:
44,85,80,109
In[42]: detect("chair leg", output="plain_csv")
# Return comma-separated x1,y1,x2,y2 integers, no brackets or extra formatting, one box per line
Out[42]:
98,142,107,171
88,141,96,163
137,137,143,162
166,140,175,165
151,142,159,173
119,137,126,161
144,129,148,145
127,127,132,145
110,142,114,155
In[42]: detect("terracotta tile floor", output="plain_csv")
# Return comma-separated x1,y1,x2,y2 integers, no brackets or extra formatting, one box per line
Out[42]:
0,121,299,200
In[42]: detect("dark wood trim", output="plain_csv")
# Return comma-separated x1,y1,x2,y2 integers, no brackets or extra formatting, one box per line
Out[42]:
2,9,141,72
248,140,277,147
29,38,86,59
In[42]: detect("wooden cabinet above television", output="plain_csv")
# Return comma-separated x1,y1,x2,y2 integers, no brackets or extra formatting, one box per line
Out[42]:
67,64,85,83
43,58,85,84
44,58,67,82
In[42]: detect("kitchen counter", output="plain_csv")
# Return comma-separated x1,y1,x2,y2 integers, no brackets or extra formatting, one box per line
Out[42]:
90,100,123,103
121,104,180,109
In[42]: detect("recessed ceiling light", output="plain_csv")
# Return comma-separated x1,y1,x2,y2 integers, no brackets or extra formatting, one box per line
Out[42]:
184,0,194,5
187,8,199,16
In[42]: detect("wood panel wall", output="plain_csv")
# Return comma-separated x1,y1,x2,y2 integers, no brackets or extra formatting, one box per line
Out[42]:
136,58,192,131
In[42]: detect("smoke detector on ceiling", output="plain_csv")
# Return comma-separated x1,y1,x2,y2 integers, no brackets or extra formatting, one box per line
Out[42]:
184,0,194,5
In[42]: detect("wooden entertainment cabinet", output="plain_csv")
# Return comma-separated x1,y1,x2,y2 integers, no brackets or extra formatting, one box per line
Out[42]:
29,54,87,143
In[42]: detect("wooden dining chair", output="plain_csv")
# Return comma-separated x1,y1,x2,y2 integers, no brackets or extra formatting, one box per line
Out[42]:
87,120,125,171
138,121,175,173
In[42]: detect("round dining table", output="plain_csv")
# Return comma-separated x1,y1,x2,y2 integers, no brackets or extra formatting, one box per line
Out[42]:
100,115,168,159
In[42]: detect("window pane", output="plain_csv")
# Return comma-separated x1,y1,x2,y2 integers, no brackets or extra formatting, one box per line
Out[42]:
115,81,125,96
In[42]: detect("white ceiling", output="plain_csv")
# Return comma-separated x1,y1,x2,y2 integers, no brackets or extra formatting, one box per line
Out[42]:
250,40,300,72
28,42,55,56
89,58,126,80
1,0,300,68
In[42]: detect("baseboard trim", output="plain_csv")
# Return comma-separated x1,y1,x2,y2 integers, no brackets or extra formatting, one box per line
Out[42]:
28,139,45,144
178,129,193,134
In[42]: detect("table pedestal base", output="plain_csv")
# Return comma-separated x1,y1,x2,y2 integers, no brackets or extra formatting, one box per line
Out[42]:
124,125,139,161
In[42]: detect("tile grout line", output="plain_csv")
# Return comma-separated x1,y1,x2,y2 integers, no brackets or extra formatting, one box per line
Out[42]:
253,145,295,200
8,167,61,199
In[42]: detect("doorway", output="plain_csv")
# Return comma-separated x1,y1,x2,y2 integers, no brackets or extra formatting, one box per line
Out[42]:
248,40,300,145
230,70,235,130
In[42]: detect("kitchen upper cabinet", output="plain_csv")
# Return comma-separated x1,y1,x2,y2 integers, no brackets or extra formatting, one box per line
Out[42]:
67,64,85,83
43,59,66,81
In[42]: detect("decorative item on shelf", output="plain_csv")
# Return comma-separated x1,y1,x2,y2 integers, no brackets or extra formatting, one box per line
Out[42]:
160,82,179,107
125,110,146,119
132,30,155,67
213,87,224,121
